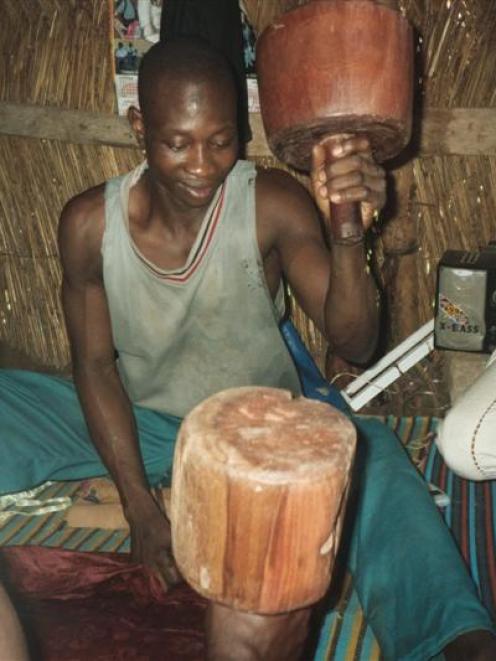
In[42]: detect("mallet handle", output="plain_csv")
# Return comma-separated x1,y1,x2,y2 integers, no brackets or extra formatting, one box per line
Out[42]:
324,138,364,245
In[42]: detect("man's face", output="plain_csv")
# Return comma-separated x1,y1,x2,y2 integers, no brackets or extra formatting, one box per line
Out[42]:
142,74,239,210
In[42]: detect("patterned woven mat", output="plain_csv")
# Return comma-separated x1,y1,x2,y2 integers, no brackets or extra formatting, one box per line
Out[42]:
1,416,494,660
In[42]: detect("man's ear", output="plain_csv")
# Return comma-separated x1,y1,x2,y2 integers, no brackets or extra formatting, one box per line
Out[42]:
128,105,145,150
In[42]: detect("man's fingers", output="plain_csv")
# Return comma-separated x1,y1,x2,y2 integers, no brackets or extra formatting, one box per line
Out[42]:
151,565,169,592
163,562,182,586
156,550,182,587
147,557,181,592
311,144,329,195
311,142,327,177
325,155,383,179
320,159,385,202
311,135,385,221
130,539,182,589
311,143,332,220
328,185,370,204
320,134,372,159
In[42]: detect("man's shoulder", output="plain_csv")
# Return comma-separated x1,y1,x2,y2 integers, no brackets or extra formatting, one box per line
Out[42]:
255,166,315,225
58,183,107,271
256,166,311,203
60,182,106,228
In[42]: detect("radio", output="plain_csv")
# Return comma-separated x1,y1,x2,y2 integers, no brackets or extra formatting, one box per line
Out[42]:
435,245,496,353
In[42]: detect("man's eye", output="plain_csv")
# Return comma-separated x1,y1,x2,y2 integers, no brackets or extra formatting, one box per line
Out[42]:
167,144,186,152
211,139,233,149
161,140,188,152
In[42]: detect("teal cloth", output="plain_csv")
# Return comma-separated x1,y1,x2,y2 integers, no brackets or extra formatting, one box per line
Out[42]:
0,368,494,659
0,370,180,490
317,416,494,660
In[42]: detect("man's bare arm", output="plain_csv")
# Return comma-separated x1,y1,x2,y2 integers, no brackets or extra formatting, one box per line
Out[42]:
257,137,384,364
58,190,148,509
58,191,179,584
312,137,384,363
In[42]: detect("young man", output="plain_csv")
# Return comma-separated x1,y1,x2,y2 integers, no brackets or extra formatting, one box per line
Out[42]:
1,39,495,659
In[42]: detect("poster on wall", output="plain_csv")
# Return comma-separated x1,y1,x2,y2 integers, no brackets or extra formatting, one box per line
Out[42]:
111,0,163,115
110,0,259,116
241,6,259,112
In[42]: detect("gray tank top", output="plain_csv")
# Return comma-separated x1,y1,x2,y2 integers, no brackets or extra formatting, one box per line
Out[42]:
102,159,302,417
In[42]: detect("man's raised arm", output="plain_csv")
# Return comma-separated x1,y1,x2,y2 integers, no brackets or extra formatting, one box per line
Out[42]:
312,136,384,364
260,135,384,365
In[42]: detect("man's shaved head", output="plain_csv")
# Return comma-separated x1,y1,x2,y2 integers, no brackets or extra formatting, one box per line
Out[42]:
138,38,238,122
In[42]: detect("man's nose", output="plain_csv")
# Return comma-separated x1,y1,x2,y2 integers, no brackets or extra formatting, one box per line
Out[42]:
186,144,214,177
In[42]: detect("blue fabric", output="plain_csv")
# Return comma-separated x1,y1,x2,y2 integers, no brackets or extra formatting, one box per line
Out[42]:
280,319,350,412
0,322,494,659
0,370,180,493
336,416,494,659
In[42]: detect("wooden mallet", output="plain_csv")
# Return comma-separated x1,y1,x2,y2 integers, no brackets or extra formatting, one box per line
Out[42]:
256,0,414,243
170,387,356,614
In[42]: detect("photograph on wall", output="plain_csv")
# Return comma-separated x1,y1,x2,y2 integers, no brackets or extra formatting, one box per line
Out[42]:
110,1,259,115
111,0,163,115
240,5,259,111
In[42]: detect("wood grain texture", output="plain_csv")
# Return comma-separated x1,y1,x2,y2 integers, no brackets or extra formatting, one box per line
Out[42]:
0,102,495,158
419,108,496,157
0,103,136,148
170,387,356,614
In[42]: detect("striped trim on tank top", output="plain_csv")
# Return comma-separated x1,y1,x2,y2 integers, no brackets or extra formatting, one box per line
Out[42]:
130,182,226,283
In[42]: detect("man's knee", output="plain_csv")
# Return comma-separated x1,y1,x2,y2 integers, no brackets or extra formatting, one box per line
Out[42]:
205,602,311,661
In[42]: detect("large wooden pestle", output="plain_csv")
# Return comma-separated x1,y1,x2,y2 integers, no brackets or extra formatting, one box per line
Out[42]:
256,0,413,243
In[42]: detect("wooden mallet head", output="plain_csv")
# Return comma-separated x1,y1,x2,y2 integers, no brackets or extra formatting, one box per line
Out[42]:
256,0,414,243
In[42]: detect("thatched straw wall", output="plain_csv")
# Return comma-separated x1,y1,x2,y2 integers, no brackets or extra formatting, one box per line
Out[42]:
0,0,495,414
403,0,496,322
378,0,496,413
0,0,142,369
